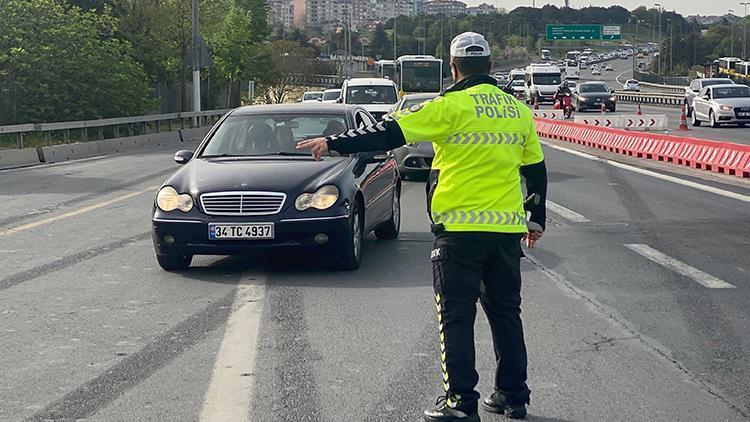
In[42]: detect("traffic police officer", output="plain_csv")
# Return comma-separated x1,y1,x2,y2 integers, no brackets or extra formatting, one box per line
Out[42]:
298,32,547,422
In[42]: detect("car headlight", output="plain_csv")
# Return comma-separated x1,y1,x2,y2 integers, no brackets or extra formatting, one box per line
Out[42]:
719,105,733,111
156,186,193,212
295,185,339,211
609,96,616,101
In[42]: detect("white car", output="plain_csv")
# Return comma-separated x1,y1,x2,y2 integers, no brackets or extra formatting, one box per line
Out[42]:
340,78,398,120
320,89,342,103
591,67,601,76
684,78,734,116
691,84,750,127
566,80,578,94
622,79,640,91
605,65,614,71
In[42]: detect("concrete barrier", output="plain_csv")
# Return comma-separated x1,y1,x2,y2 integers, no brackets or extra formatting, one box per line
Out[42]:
532,110,568,120
0,148,42,169
574,114,668,130
40,130,187,163
535,118,750,178
179,127,211,143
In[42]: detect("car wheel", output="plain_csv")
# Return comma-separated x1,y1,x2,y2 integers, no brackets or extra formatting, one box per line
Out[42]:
374,185,401,240
691,112,701,127
334,200,363,271
156,254,192,271
709,110,720,128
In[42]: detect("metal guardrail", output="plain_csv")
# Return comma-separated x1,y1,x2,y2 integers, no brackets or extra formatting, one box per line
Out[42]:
614,91,684,106
638,81,686,94
1,109,230,149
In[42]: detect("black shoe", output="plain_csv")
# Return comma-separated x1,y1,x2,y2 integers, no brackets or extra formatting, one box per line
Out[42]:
423,396,480,422
481,391,527,419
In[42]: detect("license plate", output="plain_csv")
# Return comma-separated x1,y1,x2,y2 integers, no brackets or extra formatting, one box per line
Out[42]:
208,223,274,240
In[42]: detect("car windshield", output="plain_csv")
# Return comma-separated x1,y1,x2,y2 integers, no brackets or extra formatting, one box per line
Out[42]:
533,74,561,85
704,79,733,87
322,90,341,101
580,84,609,93
345,85,397,104
627,80,638,84
201,114,347,157
712,86,750,98
303,92,323,101
511,80,525,87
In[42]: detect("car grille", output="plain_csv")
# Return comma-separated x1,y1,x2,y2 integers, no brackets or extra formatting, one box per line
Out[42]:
200,192,286,216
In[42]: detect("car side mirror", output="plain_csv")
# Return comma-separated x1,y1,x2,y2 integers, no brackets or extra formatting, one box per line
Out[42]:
317,98,323,101
336,97,343,103
174,150,194,165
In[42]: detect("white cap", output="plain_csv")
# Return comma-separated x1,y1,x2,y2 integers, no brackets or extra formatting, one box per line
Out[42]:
450,32,491,58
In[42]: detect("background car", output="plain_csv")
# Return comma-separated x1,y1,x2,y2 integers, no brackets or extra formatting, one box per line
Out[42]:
300,91,323,102
340,78,398,120
575,82,616,112
320,88,342,103
605,64,613,71
622,79,640,91
152,104,401,271
390,93,438,180
566,80,578,94
591,67,601,76
691,84,750,127
684,78,734,116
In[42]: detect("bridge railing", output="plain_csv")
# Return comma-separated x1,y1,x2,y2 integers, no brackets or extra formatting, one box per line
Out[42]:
1,109,230,150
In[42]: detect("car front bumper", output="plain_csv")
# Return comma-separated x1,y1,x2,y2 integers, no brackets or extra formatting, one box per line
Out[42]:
714,108,750,123
152,213,351,256
578,98,616,109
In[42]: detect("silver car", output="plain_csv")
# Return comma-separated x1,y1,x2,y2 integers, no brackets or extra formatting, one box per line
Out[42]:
684,78,733,116
691,84,750,127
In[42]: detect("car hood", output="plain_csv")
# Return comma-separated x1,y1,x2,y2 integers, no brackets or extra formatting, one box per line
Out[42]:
165,156,353,196
713,98,750,107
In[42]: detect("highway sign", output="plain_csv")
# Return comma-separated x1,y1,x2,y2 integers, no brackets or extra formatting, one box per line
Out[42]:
546,24,601,40
602,25,622,40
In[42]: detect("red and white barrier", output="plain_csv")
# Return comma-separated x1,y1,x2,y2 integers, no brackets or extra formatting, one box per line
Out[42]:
534,118,750,178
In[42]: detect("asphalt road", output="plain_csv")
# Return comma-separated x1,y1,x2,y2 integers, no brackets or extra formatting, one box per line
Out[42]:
1,133,749,421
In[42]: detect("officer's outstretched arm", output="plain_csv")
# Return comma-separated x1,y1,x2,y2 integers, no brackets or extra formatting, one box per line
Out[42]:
325,98,451,154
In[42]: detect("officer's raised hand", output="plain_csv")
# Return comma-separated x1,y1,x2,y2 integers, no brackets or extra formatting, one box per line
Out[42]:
297,137,328,160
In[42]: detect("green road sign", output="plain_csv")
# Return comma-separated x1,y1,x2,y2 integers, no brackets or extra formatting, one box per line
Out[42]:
546,24,601,40
602,25,622,40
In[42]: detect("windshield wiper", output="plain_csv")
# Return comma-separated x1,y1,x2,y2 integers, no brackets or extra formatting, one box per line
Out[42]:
201,153,247,158
266,151,311,156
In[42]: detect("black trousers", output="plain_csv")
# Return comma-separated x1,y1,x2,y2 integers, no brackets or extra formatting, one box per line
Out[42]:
431,231,531,411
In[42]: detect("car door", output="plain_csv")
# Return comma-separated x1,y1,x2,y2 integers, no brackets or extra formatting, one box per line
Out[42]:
694,87,710,118
354,110,394,229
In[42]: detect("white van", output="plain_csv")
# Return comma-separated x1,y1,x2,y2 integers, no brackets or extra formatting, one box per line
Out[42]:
524,64,562,104
340,78,398,120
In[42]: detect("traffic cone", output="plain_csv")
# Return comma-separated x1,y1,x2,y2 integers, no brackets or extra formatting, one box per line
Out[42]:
678,104,689,131
533,96,539,110
601,102,607,113
636,103,642,115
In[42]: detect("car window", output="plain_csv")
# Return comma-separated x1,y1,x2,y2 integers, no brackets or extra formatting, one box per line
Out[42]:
303,92,323,101
712,86,750,98
690,81,700,91
322,90,341,101
345,85,397,105
532,74,562,85
703,79,733,88
201,114,347,156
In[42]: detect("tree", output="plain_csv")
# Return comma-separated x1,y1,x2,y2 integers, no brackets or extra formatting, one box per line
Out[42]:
261,40,316,103
0,0,153,124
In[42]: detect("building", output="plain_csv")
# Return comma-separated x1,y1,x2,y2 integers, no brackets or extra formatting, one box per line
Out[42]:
268,0,294,28
426,0,467,16
466,2,496,15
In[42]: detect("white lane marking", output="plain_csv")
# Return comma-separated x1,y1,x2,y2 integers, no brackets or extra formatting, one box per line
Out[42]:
547,201,590,222
200,282,265,422
0,187,157,236
624,244,735,289
541,141,750,204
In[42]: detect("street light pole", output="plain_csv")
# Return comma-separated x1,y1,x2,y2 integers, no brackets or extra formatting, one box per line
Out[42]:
631,16,639,76
654,3,661,76
741,2,749,58
667,18,672,73
392,0,397,60
191,0,201,122
730,9,736,57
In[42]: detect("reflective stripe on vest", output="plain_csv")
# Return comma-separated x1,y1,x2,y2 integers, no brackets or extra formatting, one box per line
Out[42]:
431,210,526,226
444,132,526,146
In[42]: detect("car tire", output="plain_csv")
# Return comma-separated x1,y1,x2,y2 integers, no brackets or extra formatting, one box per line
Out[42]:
709,110,720,128
691,112,701,127
156,254,192,271
374,185,401,240
334,200,363,271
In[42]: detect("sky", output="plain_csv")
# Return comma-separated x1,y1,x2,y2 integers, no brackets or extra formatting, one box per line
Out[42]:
463,0,748,18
